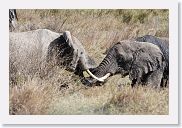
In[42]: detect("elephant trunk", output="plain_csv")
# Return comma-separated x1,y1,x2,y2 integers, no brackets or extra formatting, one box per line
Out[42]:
87,46,117,83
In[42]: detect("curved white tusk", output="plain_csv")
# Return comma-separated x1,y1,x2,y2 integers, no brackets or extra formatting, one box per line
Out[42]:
86,70,111,82
86,69,104,82
100,73,111,81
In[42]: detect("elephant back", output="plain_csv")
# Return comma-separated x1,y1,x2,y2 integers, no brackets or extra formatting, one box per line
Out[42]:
136,35,169,70
10,29,60,62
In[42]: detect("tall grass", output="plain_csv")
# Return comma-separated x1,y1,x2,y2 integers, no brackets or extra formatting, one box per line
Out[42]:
10,9,169,115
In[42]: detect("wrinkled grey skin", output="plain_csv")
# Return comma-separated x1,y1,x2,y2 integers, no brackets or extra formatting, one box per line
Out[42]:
10,29,96,79
136,35,169,87
87,40,165,88
9,9,18,32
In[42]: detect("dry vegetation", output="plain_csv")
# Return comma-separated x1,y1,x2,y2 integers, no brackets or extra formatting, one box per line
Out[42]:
9,9,169,115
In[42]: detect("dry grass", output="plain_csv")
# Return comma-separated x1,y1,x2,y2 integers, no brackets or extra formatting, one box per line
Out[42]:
9,9,169,115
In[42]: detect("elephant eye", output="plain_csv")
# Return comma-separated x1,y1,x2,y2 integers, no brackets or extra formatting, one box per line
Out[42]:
118,55,124,62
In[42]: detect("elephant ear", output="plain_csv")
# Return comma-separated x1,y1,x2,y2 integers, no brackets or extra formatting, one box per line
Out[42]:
129,44,164,80
63,31,96,70
63,31,75,48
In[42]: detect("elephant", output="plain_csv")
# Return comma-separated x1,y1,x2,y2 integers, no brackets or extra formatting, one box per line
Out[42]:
9,29,97,82
9,9,18,32
136,35,169,87
85,40,166,88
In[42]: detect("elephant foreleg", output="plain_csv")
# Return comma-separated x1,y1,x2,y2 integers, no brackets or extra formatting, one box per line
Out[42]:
131,79,137,88
131,78,141,88
145,69,164,88
160,77,168,87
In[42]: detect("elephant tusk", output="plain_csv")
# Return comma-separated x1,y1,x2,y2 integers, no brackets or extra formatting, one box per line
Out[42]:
86,69,104,82
86,70,111,82
100,73,111,80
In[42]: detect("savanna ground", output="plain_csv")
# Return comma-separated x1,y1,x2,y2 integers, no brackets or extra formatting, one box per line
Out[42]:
9,9,169,115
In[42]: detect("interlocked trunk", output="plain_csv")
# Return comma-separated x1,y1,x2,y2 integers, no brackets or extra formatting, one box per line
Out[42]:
91,46,118,78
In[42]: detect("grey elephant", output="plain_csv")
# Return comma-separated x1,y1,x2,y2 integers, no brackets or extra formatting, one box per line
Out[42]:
10,29,97,82
136,35,169,87
85,40,166,88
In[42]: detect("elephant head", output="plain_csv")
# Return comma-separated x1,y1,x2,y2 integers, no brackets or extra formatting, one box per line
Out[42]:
47,31,100,79
86,40,165,87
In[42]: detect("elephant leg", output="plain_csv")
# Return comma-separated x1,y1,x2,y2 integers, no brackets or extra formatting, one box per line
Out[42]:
164,77,169,87
163,74,169,87
131,78,141,88
160,77,168,87
131,79,137,88
145,69,163,88
160,78,164,87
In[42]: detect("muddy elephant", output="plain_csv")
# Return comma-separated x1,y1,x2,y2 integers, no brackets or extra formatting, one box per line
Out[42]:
9,29,97,80
136,35,169,87
85,40,166,88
